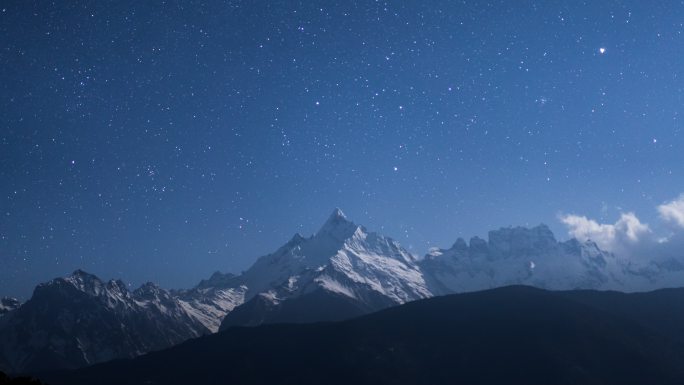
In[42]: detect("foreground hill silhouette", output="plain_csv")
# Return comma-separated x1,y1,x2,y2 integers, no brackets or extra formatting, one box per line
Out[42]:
0,372,43,385
40,286,684,385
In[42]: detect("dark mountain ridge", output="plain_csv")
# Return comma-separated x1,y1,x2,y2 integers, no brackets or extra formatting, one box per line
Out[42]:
40,285,684,385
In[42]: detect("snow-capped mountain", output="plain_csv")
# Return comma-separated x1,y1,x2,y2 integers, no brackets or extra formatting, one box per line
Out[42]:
4,209,684,374
219,208,431,329
419,224,657,294
0,209,434,372
0,298,20,317
0,270,210,374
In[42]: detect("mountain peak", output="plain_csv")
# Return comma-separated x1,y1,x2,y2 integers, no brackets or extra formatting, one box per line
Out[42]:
487,224,557,256
289,233,305,244
329,207,347,221
48,269,109,297
317,208,358,240
70,269,99,281
134,282,166,300
65,270,104,288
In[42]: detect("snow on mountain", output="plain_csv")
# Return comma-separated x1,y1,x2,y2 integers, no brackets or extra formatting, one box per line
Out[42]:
257,209,428,300
174,274,248,332
0,270,209,374
419,224,655,294
219,208,431,328
612,254,684,291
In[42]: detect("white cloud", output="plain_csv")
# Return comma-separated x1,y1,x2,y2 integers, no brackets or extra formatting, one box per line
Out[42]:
559,194,684,264
560,212,650,252
560,215,614,249
658,195,684,228
615,212,651,241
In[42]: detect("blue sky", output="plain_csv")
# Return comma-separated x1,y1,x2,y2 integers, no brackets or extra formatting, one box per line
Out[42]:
1,0,683,298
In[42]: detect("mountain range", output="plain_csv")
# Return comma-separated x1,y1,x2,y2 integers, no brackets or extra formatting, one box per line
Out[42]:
0,271,209,373
2,208,684,374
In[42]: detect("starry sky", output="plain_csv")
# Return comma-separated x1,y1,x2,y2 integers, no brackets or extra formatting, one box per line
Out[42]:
2,0,683,298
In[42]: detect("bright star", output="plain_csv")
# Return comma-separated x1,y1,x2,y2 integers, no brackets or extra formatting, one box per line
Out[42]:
599,47,606,54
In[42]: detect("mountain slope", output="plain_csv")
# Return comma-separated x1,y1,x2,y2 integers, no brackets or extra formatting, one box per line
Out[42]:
40,286,684,385
0,271,209,374
560,288,684,344
220,285,389,328
172,272,247,332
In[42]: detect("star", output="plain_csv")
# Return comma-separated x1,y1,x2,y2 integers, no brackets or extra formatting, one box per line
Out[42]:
599,47,606,54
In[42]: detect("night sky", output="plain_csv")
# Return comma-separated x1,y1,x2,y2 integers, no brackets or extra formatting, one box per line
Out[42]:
2,1,683,298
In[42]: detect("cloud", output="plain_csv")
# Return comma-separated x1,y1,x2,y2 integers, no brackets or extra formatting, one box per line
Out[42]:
615,212,651,241
559,215,615,249
559,212,650,252
559,194,684,262
658,195,684,228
